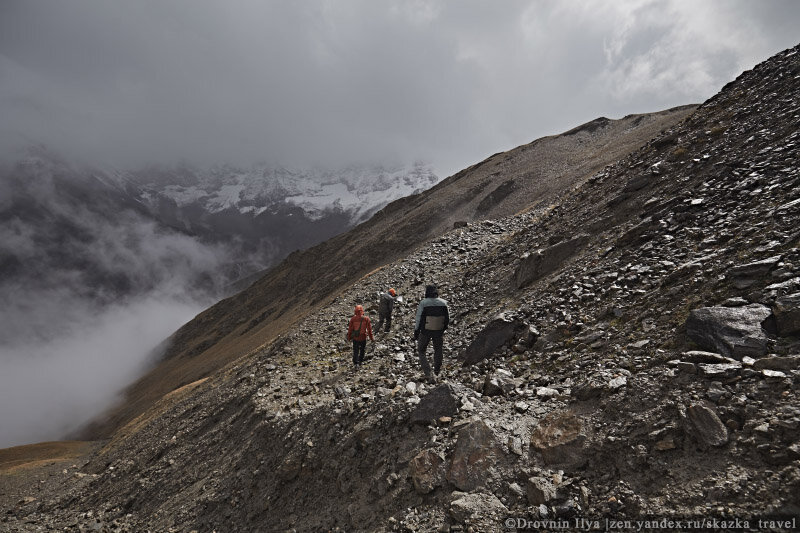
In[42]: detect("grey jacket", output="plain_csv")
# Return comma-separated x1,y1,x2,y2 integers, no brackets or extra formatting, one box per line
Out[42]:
379,292,396,315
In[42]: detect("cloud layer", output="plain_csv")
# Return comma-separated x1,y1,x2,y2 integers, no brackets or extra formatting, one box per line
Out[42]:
1,1,798,175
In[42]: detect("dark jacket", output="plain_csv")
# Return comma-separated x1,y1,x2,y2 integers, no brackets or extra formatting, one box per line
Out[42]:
415,297,449,337
379,292,396,315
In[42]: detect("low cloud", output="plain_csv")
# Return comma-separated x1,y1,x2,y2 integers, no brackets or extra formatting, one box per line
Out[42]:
0,296,204,448
0,157,239,447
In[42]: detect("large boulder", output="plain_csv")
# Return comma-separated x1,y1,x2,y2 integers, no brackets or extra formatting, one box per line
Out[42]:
461,313,527,366
529,411,588,470
514,234,590,288
409,449,446,494
410,384,459,425
773,292,800,336
727,256,781,289
685,402,729,448
447,420,503,491
685,304,773,359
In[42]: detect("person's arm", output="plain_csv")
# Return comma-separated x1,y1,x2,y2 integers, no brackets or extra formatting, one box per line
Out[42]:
367,318,374,341
443,303,450,330
415,301,424,338
346,318,353,341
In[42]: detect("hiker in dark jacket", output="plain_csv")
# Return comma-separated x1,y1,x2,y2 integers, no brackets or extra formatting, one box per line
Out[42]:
347,305,374,368
414,284,449,382
375,288,397,333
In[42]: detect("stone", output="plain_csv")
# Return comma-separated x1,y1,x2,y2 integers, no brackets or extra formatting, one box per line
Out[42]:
409,449,446,494
526,476,556,505
761,369,787,379
524,325,541,346
752,356,800,371
722,297,750,307
514,401,529,413
410,384,459,425
681,351,739,364
686,402,729,448
461,314,527,365
514,234,590,288
773,292,800,336
446,420,502,491
449,492,508,525
696,363,741,379
508,437,524,456
685,304,773,359
483,369,518,396
607,376,627,390
573,380,603,400
529,411,588,470
536,387,560,398
654,438,676,451
728,256,781,289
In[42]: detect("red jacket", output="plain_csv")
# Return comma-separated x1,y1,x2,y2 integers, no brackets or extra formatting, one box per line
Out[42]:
347,309,374,342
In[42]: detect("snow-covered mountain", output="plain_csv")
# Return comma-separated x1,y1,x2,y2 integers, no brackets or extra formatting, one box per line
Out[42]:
134,161,439,225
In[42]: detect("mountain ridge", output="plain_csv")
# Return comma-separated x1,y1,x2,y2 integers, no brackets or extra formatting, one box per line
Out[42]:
77,104,696,441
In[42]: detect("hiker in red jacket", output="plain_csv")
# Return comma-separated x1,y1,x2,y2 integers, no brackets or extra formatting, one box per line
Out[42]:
347,305,374,368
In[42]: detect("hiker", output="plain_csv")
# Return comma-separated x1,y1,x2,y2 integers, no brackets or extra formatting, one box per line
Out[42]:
414,284,449,383
375,288,397,333
347,305,374,368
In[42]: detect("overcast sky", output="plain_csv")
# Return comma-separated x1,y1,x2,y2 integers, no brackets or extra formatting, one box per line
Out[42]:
1,0,798,176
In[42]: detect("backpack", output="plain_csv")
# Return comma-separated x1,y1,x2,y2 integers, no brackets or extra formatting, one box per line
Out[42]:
352,317,364,338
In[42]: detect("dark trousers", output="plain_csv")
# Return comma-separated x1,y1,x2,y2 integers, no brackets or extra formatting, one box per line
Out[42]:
352,340,367,365
417,332,443,376
376,312,391,332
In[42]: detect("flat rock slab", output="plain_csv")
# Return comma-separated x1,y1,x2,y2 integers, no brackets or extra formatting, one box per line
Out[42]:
697,363,742,379
752,356,800,371
685,304,772,359
461,313,527,366
514,234,590,288
728,256,781,289
410,384,459,425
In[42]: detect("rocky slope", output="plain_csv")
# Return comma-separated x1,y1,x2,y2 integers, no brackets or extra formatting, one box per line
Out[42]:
81,104,695,441
5,44,799,533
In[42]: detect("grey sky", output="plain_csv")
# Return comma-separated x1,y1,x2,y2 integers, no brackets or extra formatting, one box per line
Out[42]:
1,0,798,176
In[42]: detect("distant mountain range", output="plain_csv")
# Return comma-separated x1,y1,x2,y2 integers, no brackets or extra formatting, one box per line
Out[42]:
0,150,439,300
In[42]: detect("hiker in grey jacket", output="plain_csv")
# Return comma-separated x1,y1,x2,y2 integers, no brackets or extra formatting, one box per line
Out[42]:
414,284,449,382
376,288,396,333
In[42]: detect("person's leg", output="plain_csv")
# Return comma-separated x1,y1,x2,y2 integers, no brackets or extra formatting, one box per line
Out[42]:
385,313,391,332
357,340,366,365
376,313,385,333
417,333,432,377
352,341,359,366
432,335,444,375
